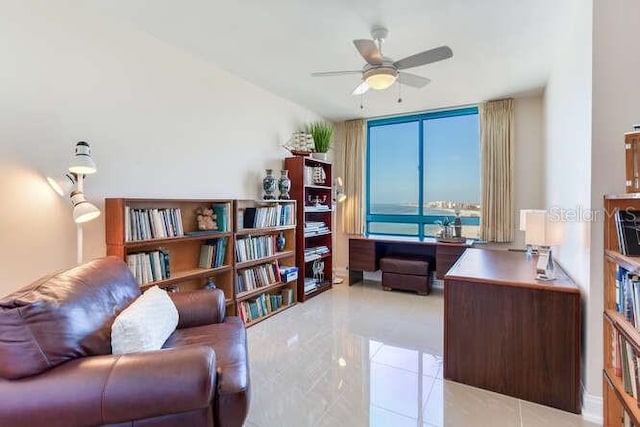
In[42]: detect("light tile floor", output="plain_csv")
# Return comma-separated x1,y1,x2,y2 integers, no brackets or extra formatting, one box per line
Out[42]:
245,281,600,427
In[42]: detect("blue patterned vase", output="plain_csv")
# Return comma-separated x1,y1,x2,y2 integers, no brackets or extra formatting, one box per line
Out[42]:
263,169,276,200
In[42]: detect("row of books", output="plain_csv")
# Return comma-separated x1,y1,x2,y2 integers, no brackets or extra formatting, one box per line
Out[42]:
242,204,294,229
304,277,319,294
304,245,330,262
612,328,640,407
615,209,640,256
236,262,280,294
617,266,640,329
304,221,330,237
237,289,295,324
305,204,331,212
235,235,275,263
126,250,171,285
198,238,228,269
125,207,184,242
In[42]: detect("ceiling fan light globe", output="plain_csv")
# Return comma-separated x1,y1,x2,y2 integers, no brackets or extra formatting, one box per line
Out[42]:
363,68,397,90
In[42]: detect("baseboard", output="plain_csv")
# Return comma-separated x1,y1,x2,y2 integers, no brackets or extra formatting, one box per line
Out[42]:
582,387,603,424
333,267,348,278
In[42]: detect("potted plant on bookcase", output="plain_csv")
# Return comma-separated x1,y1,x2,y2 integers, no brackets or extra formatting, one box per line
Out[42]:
308,122,333,161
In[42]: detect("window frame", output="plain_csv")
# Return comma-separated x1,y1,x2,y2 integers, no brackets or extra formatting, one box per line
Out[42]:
365,106,480,239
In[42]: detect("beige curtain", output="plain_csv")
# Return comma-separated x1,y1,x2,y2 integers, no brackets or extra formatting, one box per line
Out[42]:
338,119,366,235
480,99,514,242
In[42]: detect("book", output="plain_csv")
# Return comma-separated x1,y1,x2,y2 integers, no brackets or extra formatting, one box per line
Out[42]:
243,208,257,229
212,203,229,232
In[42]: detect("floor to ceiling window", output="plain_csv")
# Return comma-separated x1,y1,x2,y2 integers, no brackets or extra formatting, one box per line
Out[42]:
366,107,480,238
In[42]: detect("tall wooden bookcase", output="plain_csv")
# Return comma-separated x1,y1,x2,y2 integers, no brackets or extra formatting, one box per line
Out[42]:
105,198,298,327
284,156,334,302
603,194,640,426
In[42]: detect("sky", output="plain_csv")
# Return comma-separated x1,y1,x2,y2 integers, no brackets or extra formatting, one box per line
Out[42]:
369,113,480,209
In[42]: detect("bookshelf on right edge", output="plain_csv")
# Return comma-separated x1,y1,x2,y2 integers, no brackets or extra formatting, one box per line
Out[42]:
604,194,640,427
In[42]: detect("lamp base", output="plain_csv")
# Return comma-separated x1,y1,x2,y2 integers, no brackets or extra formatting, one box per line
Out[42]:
535,246,555,281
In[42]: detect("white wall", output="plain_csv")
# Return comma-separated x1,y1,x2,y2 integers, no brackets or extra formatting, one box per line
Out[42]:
333,95,545,275
588,0,640,407
0,1,323,295
512,96,545,247
543,0,596,408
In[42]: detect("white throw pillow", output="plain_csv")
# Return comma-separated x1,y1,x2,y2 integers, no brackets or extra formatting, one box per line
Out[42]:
111,286,179,355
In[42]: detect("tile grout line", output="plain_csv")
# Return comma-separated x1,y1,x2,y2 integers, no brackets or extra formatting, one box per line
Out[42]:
518,399,524,427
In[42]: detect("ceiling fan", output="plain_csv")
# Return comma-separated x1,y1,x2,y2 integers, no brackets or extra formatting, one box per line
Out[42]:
311,26,453,95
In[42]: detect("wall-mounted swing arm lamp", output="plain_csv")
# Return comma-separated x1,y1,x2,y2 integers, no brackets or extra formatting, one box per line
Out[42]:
332,177,347,284
47,141,100,264
333,177,347,204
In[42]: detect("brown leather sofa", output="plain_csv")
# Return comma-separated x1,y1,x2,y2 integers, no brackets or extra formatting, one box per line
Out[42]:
0,257,250,427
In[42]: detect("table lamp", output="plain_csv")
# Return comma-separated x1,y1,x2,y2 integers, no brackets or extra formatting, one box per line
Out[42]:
519,209,546,256
524,210,564,281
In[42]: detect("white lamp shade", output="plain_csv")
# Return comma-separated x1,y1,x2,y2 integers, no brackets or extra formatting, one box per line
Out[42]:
524,211,564,246
47,173,76,197
519,209,546,231
70,191,101,223
68,141,97,175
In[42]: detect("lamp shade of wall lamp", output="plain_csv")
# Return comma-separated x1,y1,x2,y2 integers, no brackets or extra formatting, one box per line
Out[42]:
68,141,97,175
364,68,397,90
47,173,77,197
333,177,347,204
70,190,101,224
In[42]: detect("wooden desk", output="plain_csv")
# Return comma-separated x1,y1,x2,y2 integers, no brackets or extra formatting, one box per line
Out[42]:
348,235,473,285
444,248,581,413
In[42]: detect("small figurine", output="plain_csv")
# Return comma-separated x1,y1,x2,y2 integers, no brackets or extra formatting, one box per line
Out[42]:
196,207,217,231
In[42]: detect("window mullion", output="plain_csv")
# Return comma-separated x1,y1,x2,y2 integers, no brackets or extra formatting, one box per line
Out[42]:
418,119,425,239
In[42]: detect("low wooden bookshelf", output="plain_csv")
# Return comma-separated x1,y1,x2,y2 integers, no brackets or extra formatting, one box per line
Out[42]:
105,198,235,310
234,199,298,326
106,198,299,327
603,194,640,426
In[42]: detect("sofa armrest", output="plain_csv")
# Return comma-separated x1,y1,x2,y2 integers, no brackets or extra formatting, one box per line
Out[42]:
170,288,226,328
0,346,216,427
102,346,216,422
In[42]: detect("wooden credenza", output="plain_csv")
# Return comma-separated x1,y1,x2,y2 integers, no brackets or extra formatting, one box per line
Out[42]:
444,248,582,413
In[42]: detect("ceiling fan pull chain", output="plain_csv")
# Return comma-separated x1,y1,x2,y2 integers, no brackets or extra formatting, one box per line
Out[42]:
398,81,403,103
360,91,365,110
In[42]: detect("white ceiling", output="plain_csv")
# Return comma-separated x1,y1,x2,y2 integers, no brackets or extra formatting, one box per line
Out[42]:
83,0,580,121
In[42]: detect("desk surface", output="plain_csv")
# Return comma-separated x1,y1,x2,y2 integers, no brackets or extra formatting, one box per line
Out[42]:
445,248,579,294
351,234,475,247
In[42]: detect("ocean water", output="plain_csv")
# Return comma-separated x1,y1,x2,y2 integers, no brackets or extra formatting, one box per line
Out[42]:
368,203,480,237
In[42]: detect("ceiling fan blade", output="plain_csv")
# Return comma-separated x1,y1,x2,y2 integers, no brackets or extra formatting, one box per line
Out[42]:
352,81,369,95
311,70,362,77
353,39,382,65
394,46,453,70
398,72,431,88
